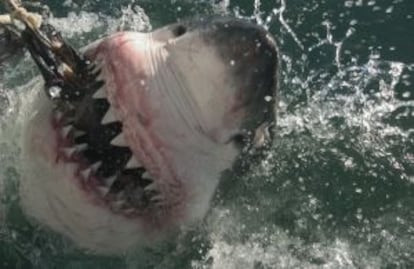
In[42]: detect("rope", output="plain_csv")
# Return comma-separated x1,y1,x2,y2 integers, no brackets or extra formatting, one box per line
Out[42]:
0,0,42,29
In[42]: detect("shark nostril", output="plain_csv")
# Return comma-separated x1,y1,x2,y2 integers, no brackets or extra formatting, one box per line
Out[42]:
172,24,187,38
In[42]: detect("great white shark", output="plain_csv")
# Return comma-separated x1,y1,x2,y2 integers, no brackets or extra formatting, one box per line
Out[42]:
11,16,279,254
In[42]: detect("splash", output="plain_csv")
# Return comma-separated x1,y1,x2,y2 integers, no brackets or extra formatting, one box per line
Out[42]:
199,1,414,268
193,208,382,269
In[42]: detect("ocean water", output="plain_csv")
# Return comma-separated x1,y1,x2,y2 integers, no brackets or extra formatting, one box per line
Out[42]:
0,0,413,268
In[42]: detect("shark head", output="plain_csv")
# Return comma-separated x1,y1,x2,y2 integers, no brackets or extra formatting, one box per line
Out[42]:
20,17,279,254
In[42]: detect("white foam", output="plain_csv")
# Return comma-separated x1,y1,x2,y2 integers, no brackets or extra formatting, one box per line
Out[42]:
193,208,381,269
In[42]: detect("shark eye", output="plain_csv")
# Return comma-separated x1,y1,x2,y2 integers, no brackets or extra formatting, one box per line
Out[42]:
231,131,251,149
172,25,187,38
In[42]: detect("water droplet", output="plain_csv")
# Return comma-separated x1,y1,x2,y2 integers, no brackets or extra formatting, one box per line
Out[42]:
385,6,394,14
356,208,363,220
49,86,62,99
344,157,354,168
344,1,353,8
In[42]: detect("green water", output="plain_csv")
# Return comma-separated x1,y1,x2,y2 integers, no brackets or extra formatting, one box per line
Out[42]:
1,0,413,268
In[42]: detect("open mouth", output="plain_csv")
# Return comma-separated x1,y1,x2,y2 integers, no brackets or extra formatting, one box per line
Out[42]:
17,22,171,218
21,16,280,220
51,76,163,218
19,15,279,253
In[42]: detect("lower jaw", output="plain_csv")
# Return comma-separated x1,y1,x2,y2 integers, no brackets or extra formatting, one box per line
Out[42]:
52,127,166,223
20,151,152,254
20,141,176,254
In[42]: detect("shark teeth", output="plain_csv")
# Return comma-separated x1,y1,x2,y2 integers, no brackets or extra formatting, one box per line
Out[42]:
111,132,127,147
62,147,76,157
81,161,103,180
101,107,117,125
145,182,157,191
97,186,110,196
75,143,88,151
73,129,86,138
91,161,102,171
125,156,141,169
90,64,101,75
102,175,117,187
142,171,152,180
92,87,106,99
81,167,92,179
61,125,72,137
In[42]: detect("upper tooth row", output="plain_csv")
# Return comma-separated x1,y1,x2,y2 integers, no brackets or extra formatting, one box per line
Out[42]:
60,85,158,198
101,107,117,125
111,132,127,147
92,86,106,99
61,133,152,183
91,86,119,126
61,123,127,147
